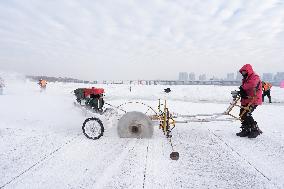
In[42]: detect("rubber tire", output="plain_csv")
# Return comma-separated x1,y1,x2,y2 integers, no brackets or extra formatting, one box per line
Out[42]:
82,117,104,140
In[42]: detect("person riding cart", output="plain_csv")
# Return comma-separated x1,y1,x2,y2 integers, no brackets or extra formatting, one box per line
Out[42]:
86,93,104,112
74,87,104,113
236,64,262,138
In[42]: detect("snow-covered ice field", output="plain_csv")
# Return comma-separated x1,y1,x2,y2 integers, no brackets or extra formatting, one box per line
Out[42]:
1,74,284,189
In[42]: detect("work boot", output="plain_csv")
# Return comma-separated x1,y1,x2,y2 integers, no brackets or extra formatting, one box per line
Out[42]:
248,122,262,138
236,127,250,137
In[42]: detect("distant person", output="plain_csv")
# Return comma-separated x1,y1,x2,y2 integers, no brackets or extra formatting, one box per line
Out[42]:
0,77,4,95
38,79,47,90
236,64,262,138
262,81,272,103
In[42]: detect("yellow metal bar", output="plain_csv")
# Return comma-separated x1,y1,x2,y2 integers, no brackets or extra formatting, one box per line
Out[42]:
163,100,167,133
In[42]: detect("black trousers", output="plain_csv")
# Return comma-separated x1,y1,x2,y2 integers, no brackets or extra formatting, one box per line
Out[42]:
239,105,257,128
262,90,271,103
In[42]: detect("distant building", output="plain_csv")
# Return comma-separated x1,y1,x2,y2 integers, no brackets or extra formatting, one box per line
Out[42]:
262,73,273,82
188,72,195,81
274,72,284,82
178,72,188,81
210,76,219,81
236,72,242,81
226,73,235,81
199,74,206,81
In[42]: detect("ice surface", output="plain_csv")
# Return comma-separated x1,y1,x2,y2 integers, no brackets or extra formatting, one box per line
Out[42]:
1,73,284,189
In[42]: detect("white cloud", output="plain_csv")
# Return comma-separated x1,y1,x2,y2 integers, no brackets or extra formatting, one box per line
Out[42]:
0,0,283,80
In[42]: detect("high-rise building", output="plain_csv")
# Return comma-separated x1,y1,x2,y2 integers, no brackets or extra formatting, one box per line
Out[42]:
199,74,206,81
178,72,188,81
226,73,235,81
274,72,284,82
210,76,219,80
236,72,242,81
188,72,195,81
262,73,273,82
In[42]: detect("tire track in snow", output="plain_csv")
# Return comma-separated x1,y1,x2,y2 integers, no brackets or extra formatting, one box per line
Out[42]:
208,129,272,182
91,139,138,189
151,124,273,188
0,133,81,189
142,142,149,189
7,137,136,189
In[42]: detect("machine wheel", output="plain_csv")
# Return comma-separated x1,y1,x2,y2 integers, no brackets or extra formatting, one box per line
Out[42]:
82,117,104,140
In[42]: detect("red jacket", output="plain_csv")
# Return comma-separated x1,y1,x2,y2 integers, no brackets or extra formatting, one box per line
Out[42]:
239,64,262,106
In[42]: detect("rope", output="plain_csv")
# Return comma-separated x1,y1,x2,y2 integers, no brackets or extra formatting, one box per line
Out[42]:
142,142,149,189
168,137,175,151
116,101,158,115
104,102,127,113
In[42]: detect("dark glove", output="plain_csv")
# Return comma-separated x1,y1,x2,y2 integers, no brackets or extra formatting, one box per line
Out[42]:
164,88,171,93
230,90,240,100
239,86,248,99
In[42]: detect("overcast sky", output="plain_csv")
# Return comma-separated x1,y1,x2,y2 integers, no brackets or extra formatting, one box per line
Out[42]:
0,0,284,80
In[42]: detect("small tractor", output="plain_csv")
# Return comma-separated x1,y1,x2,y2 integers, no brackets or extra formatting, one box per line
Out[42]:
74,87,255,161
74,87,105,113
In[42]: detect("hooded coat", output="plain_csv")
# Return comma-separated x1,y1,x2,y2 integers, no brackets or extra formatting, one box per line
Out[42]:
239,64,262,106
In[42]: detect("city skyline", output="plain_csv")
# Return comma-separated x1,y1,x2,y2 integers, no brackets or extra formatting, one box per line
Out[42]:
178,71,284,82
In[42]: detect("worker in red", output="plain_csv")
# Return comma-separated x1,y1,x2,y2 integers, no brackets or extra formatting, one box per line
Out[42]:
236,64,262,138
